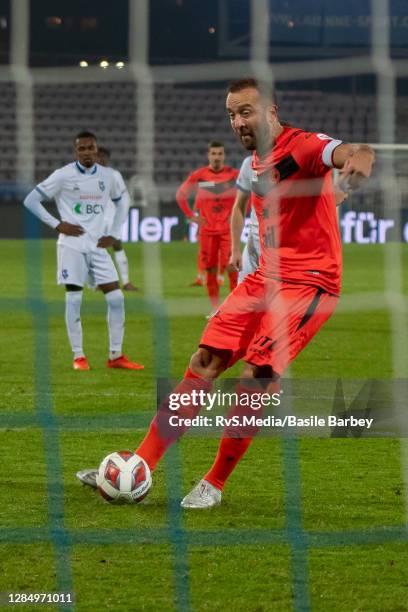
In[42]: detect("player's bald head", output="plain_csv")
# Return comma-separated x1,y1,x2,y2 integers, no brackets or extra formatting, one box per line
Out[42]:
226,78,280,155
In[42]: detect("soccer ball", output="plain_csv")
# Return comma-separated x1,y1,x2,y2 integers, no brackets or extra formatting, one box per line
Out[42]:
96,451,152,504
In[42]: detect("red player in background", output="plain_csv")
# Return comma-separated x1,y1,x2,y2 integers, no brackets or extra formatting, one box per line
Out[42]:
176,141,239,309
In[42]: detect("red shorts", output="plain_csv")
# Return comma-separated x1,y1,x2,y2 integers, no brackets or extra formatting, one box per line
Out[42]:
199,233,231,270
199,271,338,375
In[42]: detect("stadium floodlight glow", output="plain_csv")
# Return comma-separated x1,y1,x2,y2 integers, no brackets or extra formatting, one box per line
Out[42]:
47,16,62,27
116,61,125,69
100,60,109,69
79,60,88,68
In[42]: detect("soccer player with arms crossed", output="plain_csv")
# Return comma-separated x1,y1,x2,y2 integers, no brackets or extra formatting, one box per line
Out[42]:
176,141,240,310
24,131,144,371
78,80,374,504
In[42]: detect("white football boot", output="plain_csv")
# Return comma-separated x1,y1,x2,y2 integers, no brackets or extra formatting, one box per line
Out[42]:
180,479,222,509
76,469,98,489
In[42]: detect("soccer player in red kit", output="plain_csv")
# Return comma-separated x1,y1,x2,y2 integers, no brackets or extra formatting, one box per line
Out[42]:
176,141,240,308
77,79,374,505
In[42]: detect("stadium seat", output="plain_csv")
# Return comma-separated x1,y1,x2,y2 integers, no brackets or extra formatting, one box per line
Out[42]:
0,83,403,187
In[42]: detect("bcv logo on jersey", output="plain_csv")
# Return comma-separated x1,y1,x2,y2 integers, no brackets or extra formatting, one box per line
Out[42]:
73,202,103,215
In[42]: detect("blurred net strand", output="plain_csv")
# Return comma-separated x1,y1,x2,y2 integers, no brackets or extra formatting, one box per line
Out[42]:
11,0,75,606
2,56,408,85
250,2,309,608
372,0,408,524
250,0,270,77
11,0,34,188
128,0,162,301
128,8,192,606
370,144,408,151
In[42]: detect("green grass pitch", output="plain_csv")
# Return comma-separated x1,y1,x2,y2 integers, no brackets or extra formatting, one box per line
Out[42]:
1,239,408,611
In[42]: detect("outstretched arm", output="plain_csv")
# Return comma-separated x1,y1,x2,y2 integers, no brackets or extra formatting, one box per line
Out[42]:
332,143,375,191
230,189,250,271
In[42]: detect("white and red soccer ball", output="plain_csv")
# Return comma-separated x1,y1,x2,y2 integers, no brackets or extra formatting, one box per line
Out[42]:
96,451,152,503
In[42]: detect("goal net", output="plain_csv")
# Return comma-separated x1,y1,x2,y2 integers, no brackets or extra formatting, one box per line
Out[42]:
1,1,408,610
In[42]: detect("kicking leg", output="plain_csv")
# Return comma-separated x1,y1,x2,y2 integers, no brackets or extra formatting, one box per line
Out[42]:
135,348,229,470
77,349,229,490
181,364,280,508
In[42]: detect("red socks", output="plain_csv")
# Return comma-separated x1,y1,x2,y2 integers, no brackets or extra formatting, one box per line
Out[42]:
204,381,279,491
204,436,253,491
135,416,170,472
206,272,219,308
137,372,280,494
135,367,212,471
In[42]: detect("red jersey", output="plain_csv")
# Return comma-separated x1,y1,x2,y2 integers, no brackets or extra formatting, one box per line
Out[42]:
251,127,343,295
176,165,239,235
